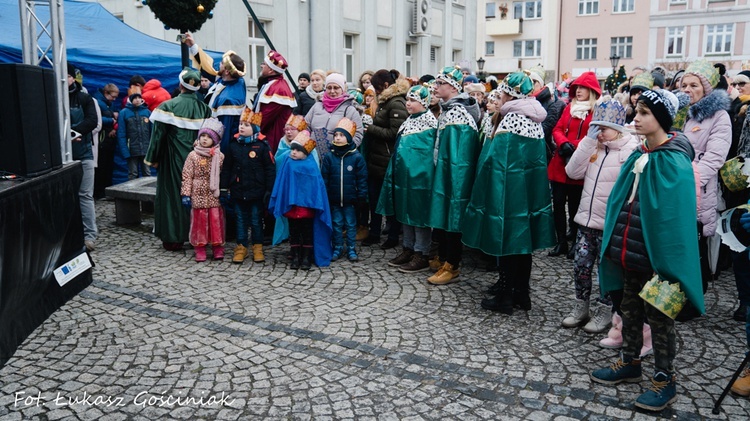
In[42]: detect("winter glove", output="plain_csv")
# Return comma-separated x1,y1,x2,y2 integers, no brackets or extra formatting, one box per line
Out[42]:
586,124,600,140
741,211,750,233
181,196,192,208
219,191,230,207
558,142,576,158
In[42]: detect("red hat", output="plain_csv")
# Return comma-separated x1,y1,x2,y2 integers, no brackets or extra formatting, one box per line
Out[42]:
265,50,288,74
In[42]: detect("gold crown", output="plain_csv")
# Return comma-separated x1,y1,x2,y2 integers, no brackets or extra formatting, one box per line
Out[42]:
240,107,262,126
638,275,687,319
335,117,356,138
285,114,308,131
292,130,316,154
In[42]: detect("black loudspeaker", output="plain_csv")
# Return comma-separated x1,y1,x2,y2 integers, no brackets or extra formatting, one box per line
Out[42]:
0,63,63,178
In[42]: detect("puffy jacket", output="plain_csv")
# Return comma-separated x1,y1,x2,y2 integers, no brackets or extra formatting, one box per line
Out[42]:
91,88,120,130
305,97,363,158
116,102,152,158
142,79,172,112
321,143,368,206
366,78,410,180
220,134,276,201
566,132,639,230
608,133,694,273
683,89,732,237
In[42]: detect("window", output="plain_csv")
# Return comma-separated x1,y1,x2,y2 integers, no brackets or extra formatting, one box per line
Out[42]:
666,26,684,56
486,41,495,56
452,50,462,64
513,39,542,57
430,46,439,63
344,34,355,82
513,1,542,19
612,0,634,13
576,38,597,60
405,44,414,77
610,36,633,59
705,23,733,54
578,0,599,15
486,2,496,18
248,19,269,81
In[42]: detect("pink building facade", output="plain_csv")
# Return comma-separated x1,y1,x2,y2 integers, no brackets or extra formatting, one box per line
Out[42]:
558,0,650,81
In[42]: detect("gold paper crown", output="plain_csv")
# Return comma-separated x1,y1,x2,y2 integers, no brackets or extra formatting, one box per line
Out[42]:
291,130,316,154
286,114,308,131
638,274,687,319
335,117,357,138
240,107,262,126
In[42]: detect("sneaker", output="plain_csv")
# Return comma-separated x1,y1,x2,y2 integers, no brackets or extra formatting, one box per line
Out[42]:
399,253,430,273
583,303,612,333
388,249,414,267
252,244,265,263
232,244,248,263
731,368,750,397
427,262,460,285
561,300,590,328
590,355,642,385
380,238,399,250
347,249,359,262
361,235,381,246
331,246,342,262
635,372,677,411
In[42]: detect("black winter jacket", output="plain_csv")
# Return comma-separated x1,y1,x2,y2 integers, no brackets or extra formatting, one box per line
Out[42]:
366,79,410,180
535,86,565,160
220,135,276,201
321,143,368,206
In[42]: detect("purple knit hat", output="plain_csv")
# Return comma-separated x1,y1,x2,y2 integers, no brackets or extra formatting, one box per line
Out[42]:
197,117,225,146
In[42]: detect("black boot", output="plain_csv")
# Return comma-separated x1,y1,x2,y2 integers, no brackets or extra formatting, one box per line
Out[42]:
548,242,569,257
289,246,300,270
482,271,513,315
512,276,532,311
300,247,313,270
487,265,507,295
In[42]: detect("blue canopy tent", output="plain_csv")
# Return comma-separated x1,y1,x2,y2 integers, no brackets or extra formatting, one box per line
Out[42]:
0,0,222,184
0,0,222,92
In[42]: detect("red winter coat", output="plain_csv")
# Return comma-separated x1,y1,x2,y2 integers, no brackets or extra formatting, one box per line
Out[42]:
142,79,172,112
547,72,601,184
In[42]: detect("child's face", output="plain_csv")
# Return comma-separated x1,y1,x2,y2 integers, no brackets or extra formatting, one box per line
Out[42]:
332,132,348,146
284,125,299,141
132,97,144,107
290,149,307,160
633,103,660,136
597,126,621,143
198,133,214,148
238,121,254,137
405,98,426,115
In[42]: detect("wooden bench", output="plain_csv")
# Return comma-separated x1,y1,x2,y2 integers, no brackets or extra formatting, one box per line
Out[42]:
104,177,157,225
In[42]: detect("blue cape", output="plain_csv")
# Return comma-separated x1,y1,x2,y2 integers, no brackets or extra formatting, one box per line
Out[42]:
269,154,331,266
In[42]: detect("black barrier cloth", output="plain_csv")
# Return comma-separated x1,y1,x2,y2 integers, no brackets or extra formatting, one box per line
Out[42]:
0,163,93,368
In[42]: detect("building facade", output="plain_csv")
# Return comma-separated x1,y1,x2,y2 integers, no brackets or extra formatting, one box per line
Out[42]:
94,0,478,95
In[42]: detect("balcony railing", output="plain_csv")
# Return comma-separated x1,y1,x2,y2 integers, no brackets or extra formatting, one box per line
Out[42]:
486,18,522,36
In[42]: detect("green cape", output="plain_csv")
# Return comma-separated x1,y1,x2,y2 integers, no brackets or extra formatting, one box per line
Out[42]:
599,135,704,313
376,112,437,227
462,131,555,256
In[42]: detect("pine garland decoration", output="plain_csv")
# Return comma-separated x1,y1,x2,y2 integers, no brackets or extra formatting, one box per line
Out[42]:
145,0,218,32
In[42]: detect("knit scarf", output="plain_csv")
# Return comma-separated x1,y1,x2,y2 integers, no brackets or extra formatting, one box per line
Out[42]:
193,145,222,198
570,101,592,120
306,84,324,102
322,92,348,113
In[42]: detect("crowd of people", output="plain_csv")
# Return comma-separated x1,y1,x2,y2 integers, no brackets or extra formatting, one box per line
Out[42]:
65,33,750,412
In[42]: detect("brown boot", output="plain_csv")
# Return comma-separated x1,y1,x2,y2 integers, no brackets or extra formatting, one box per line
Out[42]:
252,244,265,263
427,262,460,285
232,244,248,263
355,225,369,241
388,248,413,267
399,253,430,273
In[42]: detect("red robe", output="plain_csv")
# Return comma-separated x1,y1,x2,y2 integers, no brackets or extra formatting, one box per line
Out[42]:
254,74,296,154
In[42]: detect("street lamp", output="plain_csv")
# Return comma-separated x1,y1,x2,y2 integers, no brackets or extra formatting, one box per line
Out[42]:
609,54,621,76
476,57,486,79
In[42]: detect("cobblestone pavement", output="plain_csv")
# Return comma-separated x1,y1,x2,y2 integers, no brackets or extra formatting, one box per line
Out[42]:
1,199,750,420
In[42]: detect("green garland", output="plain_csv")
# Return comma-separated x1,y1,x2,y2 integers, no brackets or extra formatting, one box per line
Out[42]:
146,0,218,32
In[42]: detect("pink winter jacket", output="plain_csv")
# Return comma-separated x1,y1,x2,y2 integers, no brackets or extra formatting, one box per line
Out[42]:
683,90,732,237
565,132,639,231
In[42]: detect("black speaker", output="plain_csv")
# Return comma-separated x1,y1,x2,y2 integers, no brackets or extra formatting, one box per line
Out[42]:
0,63,63,178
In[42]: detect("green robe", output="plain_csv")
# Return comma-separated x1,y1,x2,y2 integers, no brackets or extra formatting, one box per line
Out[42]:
376,111,437,227
144,92,211,243
462,112,555,256
428,104,480,232
599,133,705,314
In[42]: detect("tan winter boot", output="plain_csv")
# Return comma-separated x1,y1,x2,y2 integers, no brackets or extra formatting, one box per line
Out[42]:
427,262,460,285
232,244,248,263
252,244,265,263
